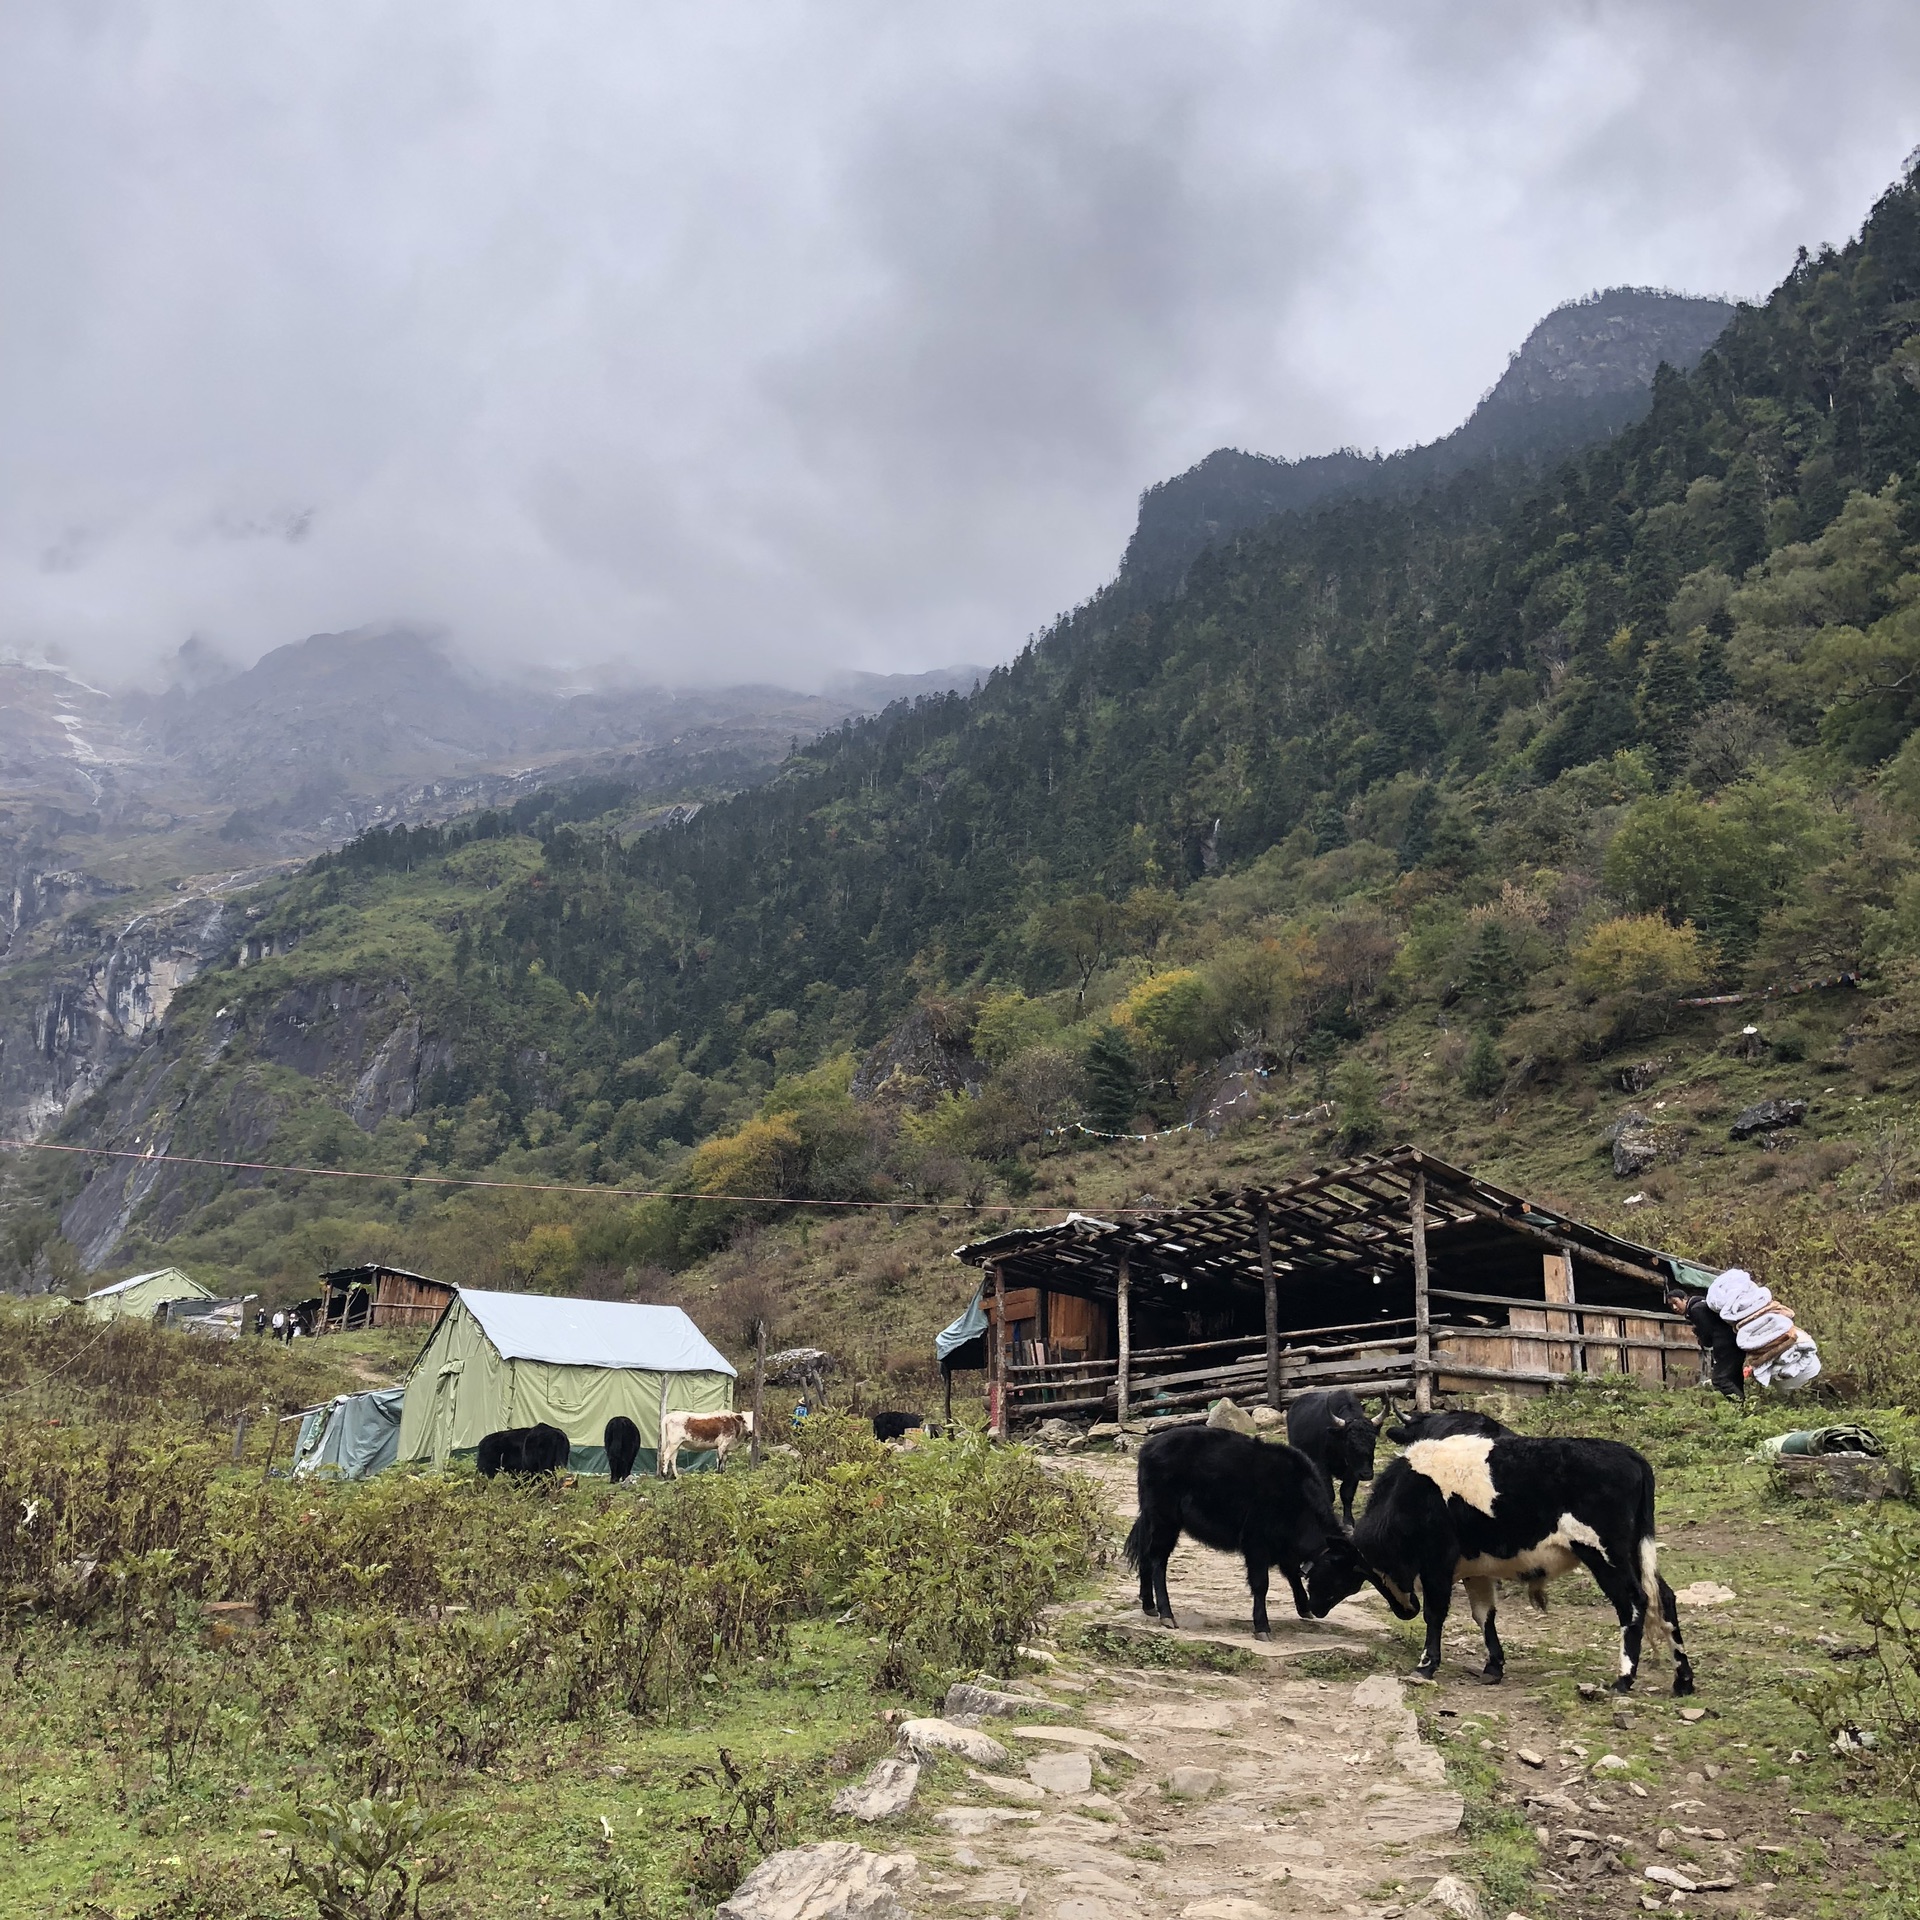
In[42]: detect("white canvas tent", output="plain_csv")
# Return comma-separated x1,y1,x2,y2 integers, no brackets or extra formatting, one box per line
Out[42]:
82,1267,213,1322
396,1288,737,1474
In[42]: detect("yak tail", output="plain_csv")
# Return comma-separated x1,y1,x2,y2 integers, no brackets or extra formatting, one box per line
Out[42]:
1524,1577,1550,1614
1635,1462,1671,1646
1122,1516,1145,1572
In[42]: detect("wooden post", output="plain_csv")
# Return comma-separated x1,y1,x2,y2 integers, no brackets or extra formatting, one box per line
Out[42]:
991,1261,1008,1441
943,1365,953,1427
1258,1202,1280,1410
1542,1253,1578,1376
1410,1171,1433,1413
1115,1253,1132,1429
231,1414,248,1465
750,1317,766,1469
261,1415,282,1484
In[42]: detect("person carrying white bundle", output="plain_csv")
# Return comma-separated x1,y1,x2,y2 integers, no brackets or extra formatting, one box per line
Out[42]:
1703,1267,1821,1392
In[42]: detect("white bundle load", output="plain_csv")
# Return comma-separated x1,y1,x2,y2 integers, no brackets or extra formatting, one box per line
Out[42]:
1705,1268,1770,1320
1753,1333,1821,1390
1706,1266,1819,1390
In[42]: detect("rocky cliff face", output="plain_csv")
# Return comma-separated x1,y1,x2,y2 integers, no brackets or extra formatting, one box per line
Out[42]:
1121,286,1737,599
0,883,250,1145
52,966,450,1271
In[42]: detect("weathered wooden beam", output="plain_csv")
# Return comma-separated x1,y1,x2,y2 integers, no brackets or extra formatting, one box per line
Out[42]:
1411,1170,1432,1414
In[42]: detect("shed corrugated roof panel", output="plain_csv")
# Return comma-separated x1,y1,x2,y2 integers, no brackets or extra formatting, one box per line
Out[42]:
456,1289,736,1376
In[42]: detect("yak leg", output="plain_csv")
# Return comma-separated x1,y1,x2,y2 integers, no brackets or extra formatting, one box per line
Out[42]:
1654,1573,1696,1696
1245,1557,1272,1639
1464,1576,1504,1682
1339,1474,1359,1530
1280,1561,1314,1621
1414,1558,1455,1679
1139,1520,1180,1625
1572,1545,1649,1692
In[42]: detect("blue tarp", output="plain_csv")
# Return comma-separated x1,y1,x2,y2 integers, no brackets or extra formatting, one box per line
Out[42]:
936,1287,989,1369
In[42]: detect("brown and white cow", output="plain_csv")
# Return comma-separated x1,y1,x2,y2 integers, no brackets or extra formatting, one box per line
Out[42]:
657,1408,755,1478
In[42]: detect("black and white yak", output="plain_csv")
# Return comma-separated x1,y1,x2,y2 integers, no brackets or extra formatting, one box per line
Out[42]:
1123,1425,1362,1639
1305,1430,1695,1695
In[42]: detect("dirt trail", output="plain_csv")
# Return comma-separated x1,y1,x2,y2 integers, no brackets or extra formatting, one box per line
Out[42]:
910,1456,1470,1919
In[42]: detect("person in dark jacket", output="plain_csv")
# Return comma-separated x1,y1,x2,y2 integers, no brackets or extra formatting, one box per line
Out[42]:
1665,1282,1744,1401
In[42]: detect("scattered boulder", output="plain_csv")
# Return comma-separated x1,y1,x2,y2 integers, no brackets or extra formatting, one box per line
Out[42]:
715,1842,917,1920
1729,1096,1808,1140
1773,1454,1912,1502
1086,1421,1124,1442
895,1718,1009,1766
1204,1398,1258,1437
1618,1056,1672,1094
966,1767,1045,1803
1413,1877,1484,1920
830,1757,919,1822
1026,1749,1094,1795
1604,1108,1681,1178
1167,1765,1220,1799
764,1347,835,1396
1249,1404,1282,1430
1031,1416,1087,1452
943,1680,1051,1723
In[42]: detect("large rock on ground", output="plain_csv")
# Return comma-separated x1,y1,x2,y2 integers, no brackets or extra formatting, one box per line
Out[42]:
1605,1107,1681,1177
944,1680,1052,1723
829,1755,918,1822
1773,1453,1912,1501
896,1717,1009,1765
1205,1398,1257,1436
1730,1096,1808,1140
715,1844,916,1920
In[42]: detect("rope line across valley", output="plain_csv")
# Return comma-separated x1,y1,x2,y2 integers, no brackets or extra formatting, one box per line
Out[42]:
0,1135,1174,1215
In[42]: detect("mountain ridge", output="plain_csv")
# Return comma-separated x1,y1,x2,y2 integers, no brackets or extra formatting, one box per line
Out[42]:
1120,285,1738,599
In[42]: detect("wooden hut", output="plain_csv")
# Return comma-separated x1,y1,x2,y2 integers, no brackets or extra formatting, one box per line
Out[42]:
952,1146,1709,1434
315,1264,456,1334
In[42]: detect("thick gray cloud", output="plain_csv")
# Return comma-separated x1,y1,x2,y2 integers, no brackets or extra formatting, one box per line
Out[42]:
2,2,1917,688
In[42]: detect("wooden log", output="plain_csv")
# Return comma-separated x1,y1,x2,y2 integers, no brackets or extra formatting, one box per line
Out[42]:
992,1261,1007,1442
1428,1286,1687,1324
1259,1201,1281,1410
1116,1254,1131,1428
750,1316,766,1470
1542,1253,1576,1374
1411,1170,1432,1413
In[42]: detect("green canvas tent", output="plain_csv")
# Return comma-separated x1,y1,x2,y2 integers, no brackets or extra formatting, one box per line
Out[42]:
82,1267,213,1322
293,1388,407,1481
396,1288,737,1475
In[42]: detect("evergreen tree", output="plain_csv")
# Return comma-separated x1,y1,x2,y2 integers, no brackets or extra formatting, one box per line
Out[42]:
1461,1029,1503,1099
1083,1027,1145,1135
1635,638,1704,781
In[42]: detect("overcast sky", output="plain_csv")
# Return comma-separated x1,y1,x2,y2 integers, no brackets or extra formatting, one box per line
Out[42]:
3,3,1918,692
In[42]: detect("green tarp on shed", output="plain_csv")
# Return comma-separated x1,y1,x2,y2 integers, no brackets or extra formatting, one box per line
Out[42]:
396,1289,736,1475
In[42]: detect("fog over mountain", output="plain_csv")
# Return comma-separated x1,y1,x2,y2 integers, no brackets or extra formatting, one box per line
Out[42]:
3,4,1919,689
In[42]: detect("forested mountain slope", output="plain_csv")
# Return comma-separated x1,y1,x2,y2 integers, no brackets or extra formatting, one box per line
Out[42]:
18,161,1920,1306
1120,285,1736,598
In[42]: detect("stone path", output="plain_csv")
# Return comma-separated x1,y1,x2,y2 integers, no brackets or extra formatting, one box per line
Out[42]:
905,1457,1474,1920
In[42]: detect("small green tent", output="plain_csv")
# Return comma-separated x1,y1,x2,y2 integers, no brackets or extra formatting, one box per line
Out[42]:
293,1388,408,1481
82,1267,213,1322
395,1288,737,1475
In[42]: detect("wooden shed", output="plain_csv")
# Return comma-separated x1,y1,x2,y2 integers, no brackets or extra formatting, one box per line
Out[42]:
315,1264,457,1334
952,1146,1707,1433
